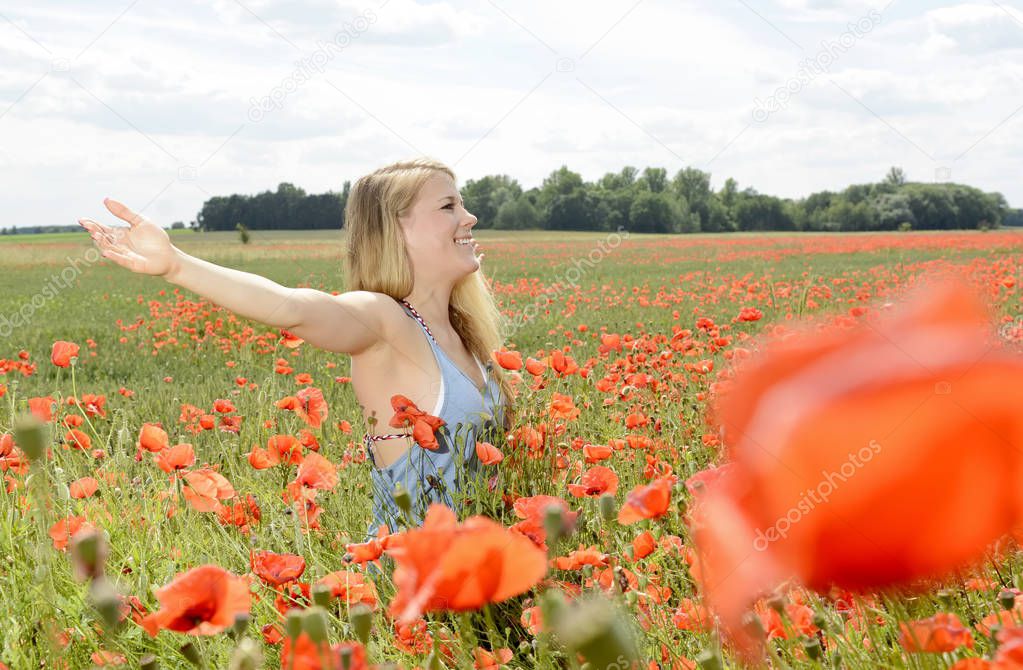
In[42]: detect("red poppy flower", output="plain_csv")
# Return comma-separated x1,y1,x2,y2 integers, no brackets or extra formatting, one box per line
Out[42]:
281,633,367,670
280,329,305,348
388,505,547,623
50,340,79,368
617,476,674,524
316,570,378,609
690,278,1023,660
250,550,306,588
493,350,522,371
49,515,94,551
155,443,195,473
64,429,92,451
567,465,619,497
524,357,546,376
275,386,328,428
548,393,580,421
632,531,657,560
388,395,445,452
137,423,169,453
294,452,337,490
69,477,99,499
899,612,974,653
139,564,251,637
510,495,578,551
581,443,612,463
28,396,56,422
474,647,514,669
476,441,504,465
181,468,235,512
553,545,608,571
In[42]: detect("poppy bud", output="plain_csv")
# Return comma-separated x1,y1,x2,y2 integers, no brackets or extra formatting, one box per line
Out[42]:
228,638,260,670
312,583,332,608
544,504,566,549
766,593,786,614
350,603,373,645
540,588,568,632
140,655,159,670
598,493,617,524
741,610,765,641
424,649,444,670
802,636,822,661
696,648,723,670
551,596,641,670
285,609,304,640
13,413,46,462
1000,590,1017,611
70,528,107,582
393,484,412,514
811,610,828,631
302,606,330,644
89,577,122,631
937,589,955,607
340,647,355,670
988,625,1005,647
180,642,202,667
231,612,251,638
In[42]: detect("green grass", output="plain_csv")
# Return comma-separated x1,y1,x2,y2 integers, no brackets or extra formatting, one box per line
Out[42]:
1,229,1021,669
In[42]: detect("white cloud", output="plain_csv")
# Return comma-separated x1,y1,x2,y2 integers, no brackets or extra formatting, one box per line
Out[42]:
1,0,1021,232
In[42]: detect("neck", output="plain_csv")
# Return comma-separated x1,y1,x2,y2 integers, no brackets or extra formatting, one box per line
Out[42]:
402,284,454,334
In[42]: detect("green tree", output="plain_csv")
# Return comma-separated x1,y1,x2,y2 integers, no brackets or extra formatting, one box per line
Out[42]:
495,195,540,230
463,175,523,229
636,167,669,193
628,191,691,233
885,166,907,187
874,193,916,230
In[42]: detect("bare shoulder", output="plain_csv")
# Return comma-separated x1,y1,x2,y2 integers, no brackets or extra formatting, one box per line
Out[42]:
339,291,409,331
290,289,408,356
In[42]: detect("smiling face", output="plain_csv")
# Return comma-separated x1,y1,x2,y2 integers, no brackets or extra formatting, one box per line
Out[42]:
399,171,480,284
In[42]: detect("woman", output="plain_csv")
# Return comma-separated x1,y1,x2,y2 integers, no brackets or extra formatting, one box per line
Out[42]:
78,158,516,537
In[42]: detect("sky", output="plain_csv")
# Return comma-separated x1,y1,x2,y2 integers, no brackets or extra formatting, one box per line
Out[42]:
2,0,1021,229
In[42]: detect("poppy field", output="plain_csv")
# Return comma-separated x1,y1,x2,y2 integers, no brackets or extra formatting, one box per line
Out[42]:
3,228,1023,669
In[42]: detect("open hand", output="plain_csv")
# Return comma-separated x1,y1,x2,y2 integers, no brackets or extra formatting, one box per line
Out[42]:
78,198,179,277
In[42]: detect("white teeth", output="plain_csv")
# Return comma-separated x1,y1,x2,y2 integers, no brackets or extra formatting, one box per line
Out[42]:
454,238,474,245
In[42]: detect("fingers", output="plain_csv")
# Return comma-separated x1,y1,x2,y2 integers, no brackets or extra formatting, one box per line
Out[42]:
78,220,116,248
103,197,146,227
101,247,133,267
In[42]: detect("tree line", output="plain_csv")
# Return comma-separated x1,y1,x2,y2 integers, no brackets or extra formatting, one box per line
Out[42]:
185,165,1018,234
3,166,1019,235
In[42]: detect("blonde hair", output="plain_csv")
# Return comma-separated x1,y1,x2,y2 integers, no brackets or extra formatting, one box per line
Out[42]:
343,157,515,430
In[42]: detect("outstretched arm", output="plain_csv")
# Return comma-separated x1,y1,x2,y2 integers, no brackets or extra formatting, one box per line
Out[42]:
79,198,385,355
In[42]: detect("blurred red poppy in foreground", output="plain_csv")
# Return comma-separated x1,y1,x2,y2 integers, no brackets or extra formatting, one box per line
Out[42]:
140,564,250,636
690,277,1023,659
388,504,547,623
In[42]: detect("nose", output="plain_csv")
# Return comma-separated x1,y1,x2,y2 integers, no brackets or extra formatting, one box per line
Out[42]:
464,210,478,228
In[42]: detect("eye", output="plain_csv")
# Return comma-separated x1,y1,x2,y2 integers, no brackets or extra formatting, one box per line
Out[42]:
443,203,455,209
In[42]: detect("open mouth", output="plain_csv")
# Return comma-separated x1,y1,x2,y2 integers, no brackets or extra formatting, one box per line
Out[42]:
454,237,475,247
